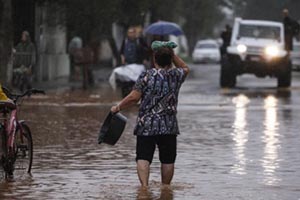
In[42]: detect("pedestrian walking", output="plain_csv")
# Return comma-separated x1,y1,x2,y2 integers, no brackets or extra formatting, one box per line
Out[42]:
220,24,232,57
117,27,149,97
111,41,190,187
120,27,148,65
68,36,83,81
73,42,94,89
282,9,300,51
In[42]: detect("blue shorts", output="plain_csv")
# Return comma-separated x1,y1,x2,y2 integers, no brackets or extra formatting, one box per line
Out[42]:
136,135,177,164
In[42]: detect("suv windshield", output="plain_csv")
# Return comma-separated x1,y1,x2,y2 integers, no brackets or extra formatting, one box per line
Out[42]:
239,24,280,40
196,43,217,49
293,44,300,51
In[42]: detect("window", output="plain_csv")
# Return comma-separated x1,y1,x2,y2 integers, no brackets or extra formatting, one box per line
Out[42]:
239,24,280,40
196,43,218,49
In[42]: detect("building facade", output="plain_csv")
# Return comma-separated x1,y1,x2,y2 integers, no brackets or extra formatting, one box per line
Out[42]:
13,0,70,82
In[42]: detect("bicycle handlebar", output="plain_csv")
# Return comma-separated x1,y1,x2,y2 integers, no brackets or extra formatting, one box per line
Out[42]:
2,87,46,101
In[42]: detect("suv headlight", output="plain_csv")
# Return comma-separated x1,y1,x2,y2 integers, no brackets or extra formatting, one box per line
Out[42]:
237,44,247,53
265,46,279,57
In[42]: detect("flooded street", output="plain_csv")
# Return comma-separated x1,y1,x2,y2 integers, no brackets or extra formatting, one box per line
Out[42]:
1,64,300,200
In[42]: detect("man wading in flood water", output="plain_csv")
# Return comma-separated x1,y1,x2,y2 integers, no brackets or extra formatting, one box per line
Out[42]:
111,41,190,187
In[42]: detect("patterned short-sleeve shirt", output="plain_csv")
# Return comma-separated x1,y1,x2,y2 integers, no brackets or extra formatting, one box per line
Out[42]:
133,68,186,136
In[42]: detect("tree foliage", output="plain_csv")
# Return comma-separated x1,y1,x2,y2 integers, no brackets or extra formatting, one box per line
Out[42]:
63,0,300,57
64,0,150,42
178,0,223,53
233,0,300,21
63,0,226,55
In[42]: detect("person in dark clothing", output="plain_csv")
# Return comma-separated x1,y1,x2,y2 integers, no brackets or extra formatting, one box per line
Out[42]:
73,43,94,89
13,31,36,91
120,27,148,65
220,24,232,57
282,9,300,51
14,31,36,68
118,27,149,97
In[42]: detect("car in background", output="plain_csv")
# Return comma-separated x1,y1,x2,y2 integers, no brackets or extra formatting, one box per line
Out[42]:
192,40,221,63
291,41,300,71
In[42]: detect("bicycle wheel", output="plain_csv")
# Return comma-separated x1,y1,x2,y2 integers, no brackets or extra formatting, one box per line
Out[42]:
13,123,33,175
0,125,7,180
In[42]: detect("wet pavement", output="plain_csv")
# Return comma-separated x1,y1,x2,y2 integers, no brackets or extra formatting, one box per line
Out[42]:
1,64,300,199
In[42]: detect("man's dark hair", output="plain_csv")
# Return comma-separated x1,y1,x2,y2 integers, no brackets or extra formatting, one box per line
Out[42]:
154,48,173,68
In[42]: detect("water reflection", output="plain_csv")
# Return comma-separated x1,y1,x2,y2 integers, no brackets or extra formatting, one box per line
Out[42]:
262,96,281,186
231,94,250,175
136,187,154,200
136,186,174,200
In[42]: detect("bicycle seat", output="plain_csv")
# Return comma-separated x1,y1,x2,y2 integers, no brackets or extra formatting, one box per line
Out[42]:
0,101,16,112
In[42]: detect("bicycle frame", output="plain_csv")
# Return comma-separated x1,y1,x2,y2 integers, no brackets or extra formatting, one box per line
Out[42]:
2,106,25,157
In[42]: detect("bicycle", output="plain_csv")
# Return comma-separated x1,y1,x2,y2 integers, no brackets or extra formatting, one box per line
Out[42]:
0,87,45,179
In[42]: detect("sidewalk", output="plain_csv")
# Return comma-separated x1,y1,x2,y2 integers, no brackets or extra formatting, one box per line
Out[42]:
34,66,113,91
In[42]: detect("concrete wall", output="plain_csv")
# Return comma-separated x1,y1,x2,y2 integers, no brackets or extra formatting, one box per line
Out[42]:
98,40,113,61
35,2,70,82
40,54,69,80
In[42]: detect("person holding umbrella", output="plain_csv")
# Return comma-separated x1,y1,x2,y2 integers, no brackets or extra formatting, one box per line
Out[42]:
111,41,189,187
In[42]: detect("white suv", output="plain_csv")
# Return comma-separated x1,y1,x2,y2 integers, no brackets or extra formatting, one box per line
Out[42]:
220,18,291,87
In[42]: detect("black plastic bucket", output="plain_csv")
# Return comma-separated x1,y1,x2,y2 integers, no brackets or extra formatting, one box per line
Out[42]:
98,112,127,145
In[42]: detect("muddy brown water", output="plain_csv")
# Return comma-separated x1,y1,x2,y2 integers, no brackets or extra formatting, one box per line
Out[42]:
1,65,300,199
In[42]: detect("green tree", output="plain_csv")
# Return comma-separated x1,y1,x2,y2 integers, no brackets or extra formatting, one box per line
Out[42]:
242,0,300,21
177,0,223,54
41,0,237,61
147,0,179,22
64,0,151,64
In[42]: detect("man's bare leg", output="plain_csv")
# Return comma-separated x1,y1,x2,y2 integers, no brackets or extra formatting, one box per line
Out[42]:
137,160,150,187
161,163,174,185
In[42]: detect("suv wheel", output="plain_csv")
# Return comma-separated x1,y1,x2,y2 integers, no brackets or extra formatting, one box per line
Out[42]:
277,60,292,88
220,56,236,88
